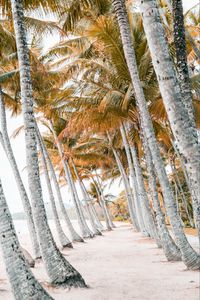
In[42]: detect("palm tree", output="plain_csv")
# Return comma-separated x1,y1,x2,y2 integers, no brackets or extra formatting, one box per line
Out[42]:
49,120,94,238
138,0,200,235
37,133,73,248
0,89,40,259
112,0,200,269
71,158,102,235
10,0,86,286
143,138,182,261
0,178,53,300
171,0,194,122
36,128,84,243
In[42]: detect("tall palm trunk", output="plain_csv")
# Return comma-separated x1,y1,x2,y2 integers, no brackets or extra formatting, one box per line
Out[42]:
49,122,93,238
107,135,140,231
81,179,104,230
142,134,182,261
164,0,200,59
129,139,162,247
71,159,102,235
37,135,73,248
11,0,86,286
36,129,83,243
90,202,104,230
0,92,40,258
120,124,150,235
91,176,112,230
170,160,194,227
139,0,200,233
95,173,116,228
112,0,200,269
172,0,195,122
0,179,52,300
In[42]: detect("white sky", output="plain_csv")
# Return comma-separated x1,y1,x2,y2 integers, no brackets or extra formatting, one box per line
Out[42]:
0,0,198,213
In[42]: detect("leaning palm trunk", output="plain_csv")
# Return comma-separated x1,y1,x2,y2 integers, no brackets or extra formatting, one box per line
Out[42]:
49,122,93,238
120,124,150,235
139,0,200,234
65,159,94,238
91,177,112,230
112,0,200,269
36,130,83,243
129,139,162,247
164,0,200,60
11,0,86,286
95,174,116,228
0,93,40,259
71,159,102,235
37,135,73,248
143,141,182,261
107,138,140,231
81,180,104,230
0,179,53,300
170,160,194,227
172,0,195,122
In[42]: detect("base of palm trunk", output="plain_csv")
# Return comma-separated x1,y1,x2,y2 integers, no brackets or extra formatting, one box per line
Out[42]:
63,242,73,249
94,230,102,236
52,273,87,288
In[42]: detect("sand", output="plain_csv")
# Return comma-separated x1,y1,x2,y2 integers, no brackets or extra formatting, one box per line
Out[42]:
0,222,199,300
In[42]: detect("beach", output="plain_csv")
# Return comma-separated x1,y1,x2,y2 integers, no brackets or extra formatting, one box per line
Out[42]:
0,221,199,300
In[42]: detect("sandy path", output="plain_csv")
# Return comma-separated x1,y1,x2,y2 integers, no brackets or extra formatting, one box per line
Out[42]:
0,223,199,299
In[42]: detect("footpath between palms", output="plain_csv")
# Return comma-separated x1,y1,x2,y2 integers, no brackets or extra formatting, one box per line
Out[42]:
0,222,198,300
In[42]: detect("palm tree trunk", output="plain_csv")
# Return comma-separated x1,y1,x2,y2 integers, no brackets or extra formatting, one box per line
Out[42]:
91,176,112,230
120,124,150,235
0,92,40,259
129,139,162,247
71,159,102,235
95,173,116,228
112,0,200,269
139,0,200,234
170,160,194,227
143,140,182,261
49,121,93,238
37,135,73,248
107,136,140,231
36,129,83,243
164,0,200,59
65,159,94,238
0,178,53,300
81,180,104,230
172,0,195,122
11,0,86,286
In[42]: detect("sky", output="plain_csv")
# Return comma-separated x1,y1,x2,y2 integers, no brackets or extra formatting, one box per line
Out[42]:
0,0,199,213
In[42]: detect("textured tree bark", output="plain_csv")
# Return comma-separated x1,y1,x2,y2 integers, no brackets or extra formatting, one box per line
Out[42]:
11,0,86,285
37,135,73,248
112,0,200,269
0,93,40,259
172,0,195,123
165,0,200,59
0,179,53,300
120,124,148,234
129,140,162,247
36,128,84,243
139,0,200,235
142,135,182,261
